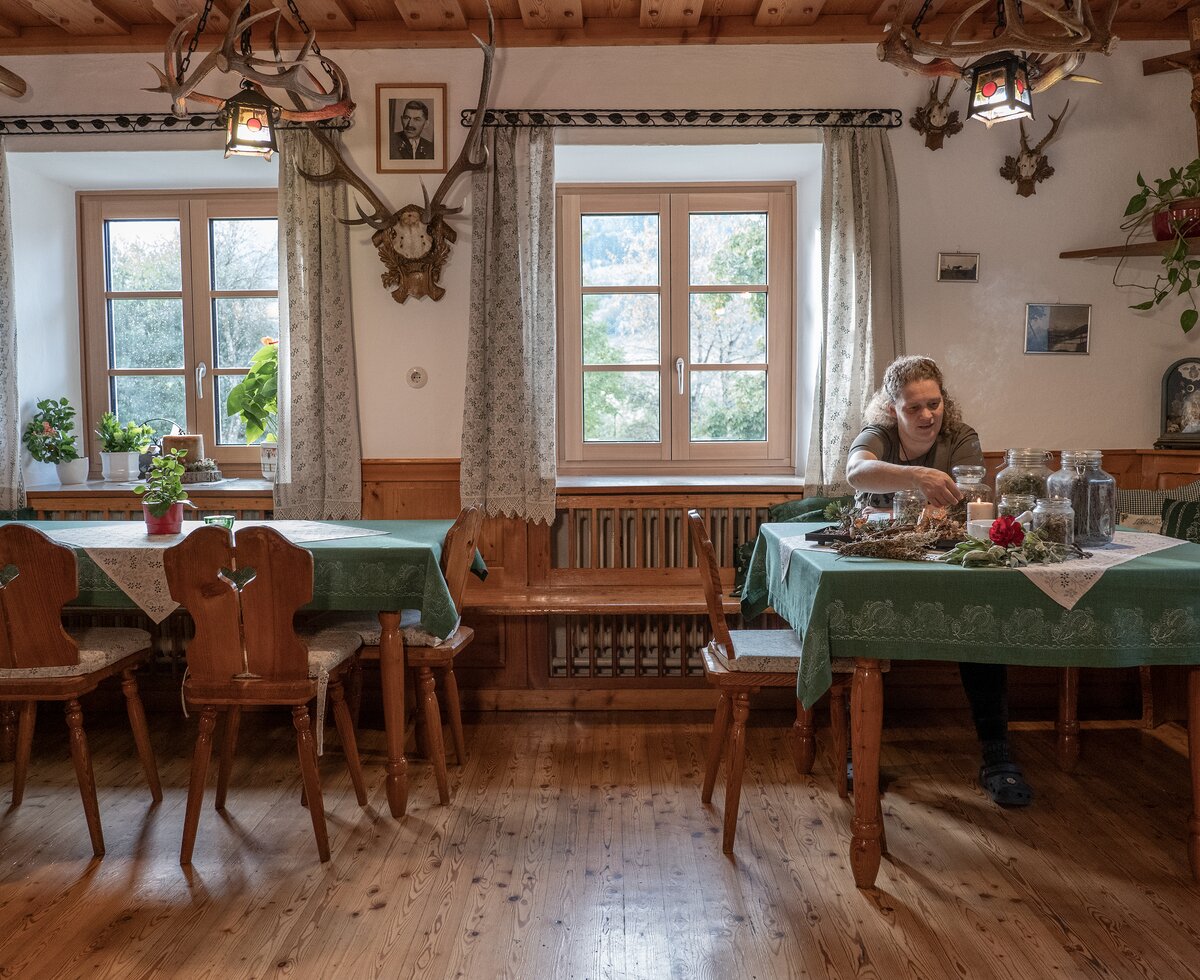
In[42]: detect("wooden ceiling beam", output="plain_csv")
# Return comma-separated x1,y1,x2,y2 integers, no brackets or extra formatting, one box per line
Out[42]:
15,0,130,35
392,0,468,30
0,16,20,38
869,0,946,26
516,0,583,30
754,0,827,28
274,0,355,32
641,0,702,30
147,1,230,32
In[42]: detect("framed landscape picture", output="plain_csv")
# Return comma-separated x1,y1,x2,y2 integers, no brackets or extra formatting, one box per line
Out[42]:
936,252,979,282
1024,303,1091,354
376,83,447,174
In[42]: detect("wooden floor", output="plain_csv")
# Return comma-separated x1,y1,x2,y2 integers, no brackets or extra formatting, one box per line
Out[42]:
1,707,1199,980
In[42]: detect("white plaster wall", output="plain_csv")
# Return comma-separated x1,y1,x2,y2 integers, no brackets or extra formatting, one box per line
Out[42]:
1,41,1195,463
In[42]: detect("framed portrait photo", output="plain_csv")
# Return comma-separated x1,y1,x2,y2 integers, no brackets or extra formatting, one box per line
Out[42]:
1024,303,1091,355
376,83,447,175
936,251,979,283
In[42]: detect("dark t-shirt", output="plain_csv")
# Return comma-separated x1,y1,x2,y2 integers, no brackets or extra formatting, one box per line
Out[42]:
848,422,984,509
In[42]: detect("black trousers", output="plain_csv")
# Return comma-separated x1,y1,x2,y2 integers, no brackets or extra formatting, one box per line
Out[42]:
959,662,1008,744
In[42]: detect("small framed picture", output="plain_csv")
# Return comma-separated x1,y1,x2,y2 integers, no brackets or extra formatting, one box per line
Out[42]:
936,252,979,282
376,83,447,175
1024,303,1091,354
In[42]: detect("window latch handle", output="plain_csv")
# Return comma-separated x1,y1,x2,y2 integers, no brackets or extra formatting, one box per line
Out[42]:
196,361,207,399
676,357,685,396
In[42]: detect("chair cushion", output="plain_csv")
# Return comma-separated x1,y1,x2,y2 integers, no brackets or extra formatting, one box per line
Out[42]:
312,611,457,649
712,630,804,672
1117,480,1200,522
0,627,150,679
300,628,362,678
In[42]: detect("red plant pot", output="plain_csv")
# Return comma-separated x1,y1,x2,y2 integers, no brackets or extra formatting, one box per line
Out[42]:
1152,197,1200,242
143,501,184,535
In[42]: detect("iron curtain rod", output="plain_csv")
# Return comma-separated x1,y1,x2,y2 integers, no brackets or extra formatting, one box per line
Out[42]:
0,112,350,136
461,108,902,129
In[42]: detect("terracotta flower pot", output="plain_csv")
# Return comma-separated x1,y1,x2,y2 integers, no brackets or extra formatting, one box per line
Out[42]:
143,501,185,535
1152,197,1200,242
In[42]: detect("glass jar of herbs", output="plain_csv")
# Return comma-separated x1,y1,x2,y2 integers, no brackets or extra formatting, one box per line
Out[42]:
949,465,993,522
1046,450,1117,548
892,488,925,524
998,493,1036,521
995,448,1053,501
1032,497,1075,546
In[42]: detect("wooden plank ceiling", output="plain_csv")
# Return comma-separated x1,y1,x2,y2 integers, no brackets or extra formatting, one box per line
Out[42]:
0,0,1185,53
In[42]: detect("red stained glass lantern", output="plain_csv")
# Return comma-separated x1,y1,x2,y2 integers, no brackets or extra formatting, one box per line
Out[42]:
966,52,1033,126
223,84,278,160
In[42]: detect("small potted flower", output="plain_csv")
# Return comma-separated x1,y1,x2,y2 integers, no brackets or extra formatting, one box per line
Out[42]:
22,397,87,484
225,336,279,480
95,411,154,482
134,449,193,534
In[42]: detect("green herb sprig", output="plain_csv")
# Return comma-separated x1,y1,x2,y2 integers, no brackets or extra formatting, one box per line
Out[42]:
941,529,1088,568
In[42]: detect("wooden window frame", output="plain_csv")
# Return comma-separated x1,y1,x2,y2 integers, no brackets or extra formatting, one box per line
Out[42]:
556,182,794,476
78,189,278,478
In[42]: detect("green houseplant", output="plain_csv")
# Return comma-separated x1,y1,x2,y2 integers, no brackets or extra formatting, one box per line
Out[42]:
95,411,154,482
1121,158,1200,333
22,397,87,484
225,337,279,480
134,449,192,534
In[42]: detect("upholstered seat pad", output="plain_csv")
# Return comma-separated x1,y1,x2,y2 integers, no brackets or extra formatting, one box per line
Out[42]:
714,630,858,674
0,627,150,678
315,611,455,649
299,628,362,677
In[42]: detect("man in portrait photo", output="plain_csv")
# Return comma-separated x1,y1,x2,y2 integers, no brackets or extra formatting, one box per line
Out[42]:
390,99,434,160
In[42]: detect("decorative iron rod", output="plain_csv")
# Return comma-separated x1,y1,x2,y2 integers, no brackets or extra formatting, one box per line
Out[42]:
0,112,349,136
462,108,902,129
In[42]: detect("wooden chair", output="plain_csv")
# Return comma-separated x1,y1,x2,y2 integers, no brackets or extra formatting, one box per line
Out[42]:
0,524,161,857
164,525,367,865
687,510,886,853
335,505,483,806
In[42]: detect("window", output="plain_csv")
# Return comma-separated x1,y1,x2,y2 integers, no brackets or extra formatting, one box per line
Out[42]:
557,183,793,474
79,190,278,476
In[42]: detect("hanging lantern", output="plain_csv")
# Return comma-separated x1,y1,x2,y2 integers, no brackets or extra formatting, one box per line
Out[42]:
223,84,278,160
966,52,1033,126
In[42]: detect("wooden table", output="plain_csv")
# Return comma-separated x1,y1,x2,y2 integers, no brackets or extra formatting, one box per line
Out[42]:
6,518,463,819
742,522,1200,889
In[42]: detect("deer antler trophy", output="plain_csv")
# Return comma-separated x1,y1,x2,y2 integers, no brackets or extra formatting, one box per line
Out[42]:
1000,102,1071,196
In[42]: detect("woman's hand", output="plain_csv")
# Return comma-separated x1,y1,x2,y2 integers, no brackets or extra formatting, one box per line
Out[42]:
910,466,962,508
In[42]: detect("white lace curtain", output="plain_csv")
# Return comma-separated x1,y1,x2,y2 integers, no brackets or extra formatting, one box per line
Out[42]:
461,127,557,525
0,141,22,512
274,129,363,519
805,127,904,495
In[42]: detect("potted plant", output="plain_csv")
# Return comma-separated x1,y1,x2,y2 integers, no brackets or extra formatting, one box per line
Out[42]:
22,397,87,484
134,449,193,534
225,336,279,480
1121,158,1200,333
95,411,153,482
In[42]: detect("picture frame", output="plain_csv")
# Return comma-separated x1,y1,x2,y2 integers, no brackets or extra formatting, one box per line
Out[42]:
376,83,447,175
1024,303,1091,355
936,252,979,283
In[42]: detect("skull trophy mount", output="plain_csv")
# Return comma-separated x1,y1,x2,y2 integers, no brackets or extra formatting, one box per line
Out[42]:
910,78,963,150
999,102,1070,196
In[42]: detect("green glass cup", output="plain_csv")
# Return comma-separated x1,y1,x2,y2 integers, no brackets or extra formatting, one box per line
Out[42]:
203,514,235,530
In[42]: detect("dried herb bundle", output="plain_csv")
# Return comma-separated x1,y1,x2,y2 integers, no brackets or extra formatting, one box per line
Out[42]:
831,514,966,561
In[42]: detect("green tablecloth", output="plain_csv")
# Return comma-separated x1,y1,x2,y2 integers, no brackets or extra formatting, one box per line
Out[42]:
741,522,1200,709
17,519,479,641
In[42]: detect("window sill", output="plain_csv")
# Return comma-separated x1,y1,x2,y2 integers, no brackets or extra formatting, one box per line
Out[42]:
556,474,804,494
26,478,273,496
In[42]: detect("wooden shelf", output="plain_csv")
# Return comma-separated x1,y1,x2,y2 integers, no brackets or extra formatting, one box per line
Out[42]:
1059,238,1200,259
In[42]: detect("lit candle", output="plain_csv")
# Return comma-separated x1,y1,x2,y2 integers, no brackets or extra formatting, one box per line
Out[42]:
966,501,995,522
161,433,204,462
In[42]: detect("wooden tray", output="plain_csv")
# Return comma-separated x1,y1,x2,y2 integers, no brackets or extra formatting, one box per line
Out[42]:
803,524,964,551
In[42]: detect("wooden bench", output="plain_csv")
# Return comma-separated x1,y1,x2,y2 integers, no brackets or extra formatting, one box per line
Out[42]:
464,587,740,617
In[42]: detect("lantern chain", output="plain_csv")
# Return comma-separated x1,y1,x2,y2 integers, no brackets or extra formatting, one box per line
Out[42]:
910,0,936,38
283,0,339,88
179,0,217,79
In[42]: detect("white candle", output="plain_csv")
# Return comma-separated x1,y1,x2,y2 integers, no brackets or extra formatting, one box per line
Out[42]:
967,501,995,522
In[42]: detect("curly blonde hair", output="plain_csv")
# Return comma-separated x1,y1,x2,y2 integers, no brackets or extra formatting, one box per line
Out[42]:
862,355,963,439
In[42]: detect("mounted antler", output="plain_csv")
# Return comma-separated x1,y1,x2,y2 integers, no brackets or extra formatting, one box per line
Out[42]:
910,76,963,150
1000,101,1070,196
296,5,496,304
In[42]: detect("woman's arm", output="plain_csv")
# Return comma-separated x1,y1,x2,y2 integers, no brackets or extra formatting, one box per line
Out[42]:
846,450,962,507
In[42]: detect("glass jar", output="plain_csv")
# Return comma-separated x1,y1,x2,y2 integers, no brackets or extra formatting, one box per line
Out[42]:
950,465,993,522
998,493,1036,521
1032,497,1075,546
995,449,1053,501
892,488,925,524
1046,450,1117,548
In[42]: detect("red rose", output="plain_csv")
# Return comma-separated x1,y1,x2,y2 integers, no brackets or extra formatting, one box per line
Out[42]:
989,515,1025,548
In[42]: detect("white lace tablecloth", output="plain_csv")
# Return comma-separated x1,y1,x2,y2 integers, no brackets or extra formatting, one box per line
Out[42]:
1018,531,1183,610
42,520,388,623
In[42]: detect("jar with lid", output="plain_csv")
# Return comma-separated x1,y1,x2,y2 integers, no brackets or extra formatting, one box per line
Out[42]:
998,493,1036,521
950,465,993,522
892,488,925,524
995,449,1053,501
1046,450,1117,548
1032,497,1075,546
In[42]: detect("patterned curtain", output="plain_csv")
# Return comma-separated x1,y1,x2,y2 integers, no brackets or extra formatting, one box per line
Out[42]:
274,129,362,519
0,141,22,511
805,127,904,495
461,127,556,525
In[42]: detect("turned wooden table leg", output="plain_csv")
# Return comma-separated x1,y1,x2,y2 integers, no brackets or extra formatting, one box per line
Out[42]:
1057,666,1080,772
1188,666,1200,881
793,700,815,775
378,611,408,818
850,658,884,889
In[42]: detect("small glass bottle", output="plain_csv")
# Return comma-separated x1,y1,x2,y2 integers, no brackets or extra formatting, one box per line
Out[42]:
892,488,925,524
995,449,1053,502
951,465,994,523
1032,497,1075,546
998,493,1036,521
1046,450,1117,548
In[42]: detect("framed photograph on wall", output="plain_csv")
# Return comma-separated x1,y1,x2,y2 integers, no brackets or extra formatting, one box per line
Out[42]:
376,83,447,174
936,252,979,282
1024,303,1091,354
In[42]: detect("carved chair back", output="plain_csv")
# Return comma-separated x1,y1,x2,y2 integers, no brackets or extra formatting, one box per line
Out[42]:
686,510,735,658
0,524,80,670
164,525,312,687
441,506,483,614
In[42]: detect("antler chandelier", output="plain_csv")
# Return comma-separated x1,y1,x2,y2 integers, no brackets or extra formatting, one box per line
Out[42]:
878,0,1118,124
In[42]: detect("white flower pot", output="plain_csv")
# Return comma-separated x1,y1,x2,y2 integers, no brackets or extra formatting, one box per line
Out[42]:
55,458,89,485
100,450,141,482
260,444,278,481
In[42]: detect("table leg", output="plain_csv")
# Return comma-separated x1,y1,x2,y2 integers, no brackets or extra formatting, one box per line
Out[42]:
378,610,408,818
1189,666,1200,881
850,657,884,889
1057,666,1080,772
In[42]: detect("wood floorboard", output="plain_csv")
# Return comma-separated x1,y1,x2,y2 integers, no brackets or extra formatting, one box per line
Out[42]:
2,709,1200,979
